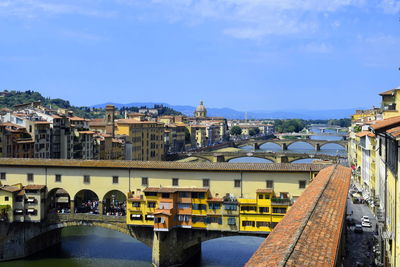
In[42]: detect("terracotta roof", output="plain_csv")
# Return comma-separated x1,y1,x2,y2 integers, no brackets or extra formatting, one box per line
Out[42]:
17,189,25,196
78,131,95,134
387,126,400,137
153,211,172,216
379,89,396,96
117,119,163,125
370,116,400,131
256,189,273,193
207,197,223,202
69,116,85,121
245,164,351,267
1,185,21,193
24,184,46,190
355,131,375,138
128,197,145,202
0,158,328,173
148,187,209,193
0,122,25,128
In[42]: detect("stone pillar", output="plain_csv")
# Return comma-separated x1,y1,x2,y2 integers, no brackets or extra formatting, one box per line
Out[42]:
282,143,288,151
253,143,260,150
277,156,288,163
98,201,103,215
214,155,225,162
152,229,202,267
315,144,321,151
70,200,75,214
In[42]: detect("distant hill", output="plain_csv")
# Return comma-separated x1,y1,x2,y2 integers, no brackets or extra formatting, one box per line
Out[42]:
93,102,357,119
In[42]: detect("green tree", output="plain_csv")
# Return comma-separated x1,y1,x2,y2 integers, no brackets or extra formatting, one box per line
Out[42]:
230,126,242,136
249,127,260,136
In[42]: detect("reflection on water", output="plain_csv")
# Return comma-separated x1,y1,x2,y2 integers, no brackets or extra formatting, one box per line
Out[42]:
4,227,264,267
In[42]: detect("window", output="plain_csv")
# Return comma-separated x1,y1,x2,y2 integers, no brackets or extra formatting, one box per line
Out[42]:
299,180,306,189
259,207,269,213
55,174,61,182
83,175,90,184
147,202,156,208
145,192,157,197
224,204,237,211
159,202,172,209
271,222,278,228
178,203,191,209
265,194,270,199
272,207,287,214
4,196,8,201
172,178,179,186
208,216,222,224
192,204,207,210
242,221,255,227
259,194,264,199
112,176,119,184
234,179,241,188
16,196,23,202
179,192,190,198
256,221,271,227
130,214,142,220
155,217,165,223
266,180,274,188
227,217,236,225
240,206,257,212
27,173,34,182
192,216,206,223
203,178,210,187
0,172,5,180
191,192,205,199
177,215,190,222
132,202,141,207
142,177,148,186
145,215,154,221
208,203,221,210
161,193,170,199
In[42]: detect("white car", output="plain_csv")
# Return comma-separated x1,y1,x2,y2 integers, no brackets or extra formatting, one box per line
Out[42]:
362,221,372,228
361,216,370,223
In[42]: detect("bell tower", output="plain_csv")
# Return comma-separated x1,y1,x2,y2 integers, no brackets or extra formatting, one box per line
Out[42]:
105,105,116,137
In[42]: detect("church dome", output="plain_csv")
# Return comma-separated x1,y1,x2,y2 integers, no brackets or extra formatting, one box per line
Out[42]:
195,101,207,112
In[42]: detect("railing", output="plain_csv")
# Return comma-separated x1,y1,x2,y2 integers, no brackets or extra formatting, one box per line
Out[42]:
271,198,291,205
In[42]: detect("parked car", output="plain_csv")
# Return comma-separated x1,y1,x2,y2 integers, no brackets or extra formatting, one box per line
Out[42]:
361,216,370,223
362,221,372,228
354,224,363,233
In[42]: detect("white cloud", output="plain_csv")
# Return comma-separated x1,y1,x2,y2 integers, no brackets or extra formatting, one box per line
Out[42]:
380,0,400,14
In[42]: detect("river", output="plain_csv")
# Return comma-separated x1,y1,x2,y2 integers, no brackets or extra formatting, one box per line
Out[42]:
5,126,345,266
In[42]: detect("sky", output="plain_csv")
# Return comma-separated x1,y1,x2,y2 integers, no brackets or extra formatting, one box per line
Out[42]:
0,0,400,111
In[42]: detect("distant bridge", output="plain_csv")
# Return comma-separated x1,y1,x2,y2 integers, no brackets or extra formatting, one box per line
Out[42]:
235,138,348,151
180,151,344,163
275,132,348,138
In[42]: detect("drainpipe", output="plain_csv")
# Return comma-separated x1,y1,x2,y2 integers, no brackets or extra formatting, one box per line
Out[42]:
240,171,243,198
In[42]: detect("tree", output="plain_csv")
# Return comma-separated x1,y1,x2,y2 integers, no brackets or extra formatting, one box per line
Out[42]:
249,127,260,136
230,126,242,136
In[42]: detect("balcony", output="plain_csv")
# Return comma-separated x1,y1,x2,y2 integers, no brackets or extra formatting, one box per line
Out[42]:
271,198,291,205
382,103,397,111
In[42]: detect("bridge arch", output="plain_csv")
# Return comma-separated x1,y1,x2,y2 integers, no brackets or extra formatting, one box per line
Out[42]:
74,189,100,214
319,142,347,150
47,188,71,213
286,141,314,150
102,190,127,216
227,156,274,163
258,142,281,150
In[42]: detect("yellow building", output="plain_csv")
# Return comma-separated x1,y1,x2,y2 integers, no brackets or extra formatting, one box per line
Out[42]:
380,87,400,119
116,120,165,161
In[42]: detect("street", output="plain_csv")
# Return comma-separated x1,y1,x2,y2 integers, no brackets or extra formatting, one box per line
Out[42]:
344,195,377,267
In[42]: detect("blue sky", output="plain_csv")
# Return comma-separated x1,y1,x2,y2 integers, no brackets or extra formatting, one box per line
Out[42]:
0,0,399,111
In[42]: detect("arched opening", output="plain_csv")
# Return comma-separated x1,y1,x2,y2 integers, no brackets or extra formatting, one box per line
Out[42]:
290,158,314,164
287,141,314,150
102,190,127,216
48,188,71,214
319,143,347,156
201,236,265,266
74,190,99,214
229,157,273,163
320,143,346,150
259,142,281,151
239,145,253,151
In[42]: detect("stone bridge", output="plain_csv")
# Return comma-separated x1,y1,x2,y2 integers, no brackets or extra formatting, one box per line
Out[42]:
236,138,348,151
182,151,344,163
0,213,265,267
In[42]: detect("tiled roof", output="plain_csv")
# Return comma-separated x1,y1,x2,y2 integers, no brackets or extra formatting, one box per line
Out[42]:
245,164,351,267
117,119,163,125
24,184,46,190
256,189,273,193
207,197,223,202
144,187,209,193
69,116,85,121
379,89,396,96
0,158,329,172
78,131,96,134
355,131,375,137
1,185,21,193
370,116,400,131
387,126,400,137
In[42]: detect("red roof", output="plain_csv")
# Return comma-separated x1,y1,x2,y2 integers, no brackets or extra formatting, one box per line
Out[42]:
370,116,400,131
355,131,375,138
